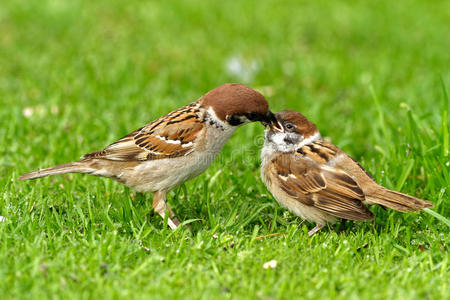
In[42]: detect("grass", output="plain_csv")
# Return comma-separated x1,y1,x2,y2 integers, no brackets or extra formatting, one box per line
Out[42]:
0,0,449,298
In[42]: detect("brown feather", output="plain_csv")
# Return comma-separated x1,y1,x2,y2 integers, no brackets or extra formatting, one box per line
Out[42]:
18,161,96,180
275,110,318,138
83,102,204,161
201,83,268,121
366,188,434,212
271,153,373,221
298,141,339,163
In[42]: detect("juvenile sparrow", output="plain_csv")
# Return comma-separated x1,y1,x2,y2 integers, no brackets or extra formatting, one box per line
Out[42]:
261,110,434,236
20,83,275,229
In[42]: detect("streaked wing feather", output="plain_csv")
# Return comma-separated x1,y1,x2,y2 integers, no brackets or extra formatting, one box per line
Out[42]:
272,151,373,221
83,102,203,161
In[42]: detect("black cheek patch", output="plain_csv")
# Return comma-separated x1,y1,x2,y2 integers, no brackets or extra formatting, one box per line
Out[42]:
283,137,295,144
228,115,244,126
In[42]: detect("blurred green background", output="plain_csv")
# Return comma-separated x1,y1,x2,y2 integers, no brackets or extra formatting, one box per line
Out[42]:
0,0,448,299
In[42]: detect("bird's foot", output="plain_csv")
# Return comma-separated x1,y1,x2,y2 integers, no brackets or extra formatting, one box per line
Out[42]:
167,217,179,230
154,206,179,230
308,224,325,236
172,217,180,227
156,208,180,230
152,191,180,230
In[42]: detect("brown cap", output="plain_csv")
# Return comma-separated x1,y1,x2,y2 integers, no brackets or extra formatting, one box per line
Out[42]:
276,110,318,137
202,83,269,122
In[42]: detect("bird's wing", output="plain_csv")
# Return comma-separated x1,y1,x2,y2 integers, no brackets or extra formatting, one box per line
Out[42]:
271,152,373,221
83,103,204,161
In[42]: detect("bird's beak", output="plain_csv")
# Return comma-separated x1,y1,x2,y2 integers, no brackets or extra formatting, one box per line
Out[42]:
261,111,283,132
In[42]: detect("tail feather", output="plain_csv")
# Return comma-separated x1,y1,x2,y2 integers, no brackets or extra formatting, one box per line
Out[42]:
367,188,433,212
18,161,95,180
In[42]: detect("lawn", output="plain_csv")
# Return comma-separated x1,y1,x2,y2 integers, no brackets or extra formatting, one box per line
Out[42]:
0,0,449,299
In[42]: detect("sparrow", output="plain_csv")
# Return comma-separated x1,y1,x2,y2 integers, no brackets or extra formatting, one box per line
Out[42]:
19,83,275,229
260,110,434,236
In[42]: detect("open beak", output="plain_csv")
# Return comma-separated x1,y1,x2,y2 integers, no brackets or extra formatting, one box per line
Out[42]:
261,111,283,132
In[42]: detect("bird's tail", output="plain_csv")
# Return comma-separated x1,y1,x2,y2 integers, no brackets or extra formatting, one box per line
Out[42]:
18,161,96,180
366,188,433,212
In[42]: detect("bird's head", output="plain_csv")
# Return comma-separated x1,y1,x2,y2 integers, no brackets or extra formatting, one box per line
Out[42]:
264,110,321,152
201,83,275,127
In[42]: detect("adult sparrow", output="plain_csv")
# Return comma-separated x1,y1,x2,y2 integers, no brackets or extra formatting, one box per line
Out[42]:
20,83,275,229
261,110,433,236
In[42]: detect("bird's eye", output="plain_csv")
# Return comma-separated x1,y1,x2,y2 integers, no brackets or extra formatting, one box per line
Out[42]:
285,123,294,130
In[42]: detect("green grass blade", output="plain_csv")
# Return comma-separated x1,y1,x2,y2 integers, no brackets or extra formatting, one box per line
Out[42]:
423,208,450,228
440,77,449,157
442,110,449,157
370,85,392,152
396,159,415,191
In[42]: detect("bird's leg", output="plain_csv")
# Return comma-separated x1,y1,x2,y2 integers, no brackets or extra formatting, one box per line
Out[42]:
167,205,180,227
152,191,178,230
161,195,180,226
308,224,325,236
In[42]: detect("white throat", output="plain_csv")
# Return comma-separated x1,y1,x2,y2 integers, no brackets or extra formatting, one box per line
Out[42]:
260,130,321,162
